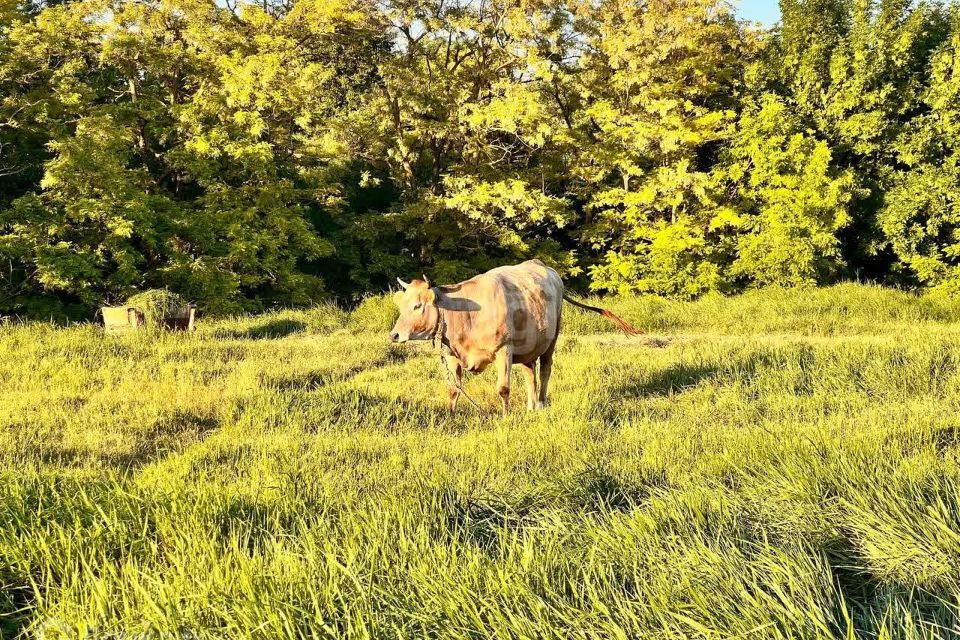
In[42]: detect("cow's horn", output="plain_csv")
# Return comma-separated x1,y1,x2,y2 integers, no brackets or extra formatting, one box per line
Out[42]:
397,277,410,290
422,274,430,286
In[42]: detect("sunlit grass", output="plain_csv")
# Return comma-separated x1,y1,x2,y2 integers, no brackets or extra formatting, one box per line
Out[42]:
3,284,960,638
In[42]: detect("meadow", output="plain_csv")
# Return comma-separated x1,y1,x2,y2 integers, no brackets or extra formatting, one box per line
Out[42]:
4,284,960,639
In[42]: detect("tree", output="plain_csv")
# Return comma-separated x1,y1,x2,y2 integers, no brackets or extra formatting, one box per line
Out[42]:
341,0,582,286
0,0,106,315
881,7,960,294
0,0,384,316
766,0,949,279
5,0,960,318
720,95,855,286
575,0,747,297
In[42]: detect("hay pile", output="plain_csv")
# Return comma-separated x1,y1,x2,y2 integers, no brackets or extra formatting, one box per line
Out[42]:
126,289,188,329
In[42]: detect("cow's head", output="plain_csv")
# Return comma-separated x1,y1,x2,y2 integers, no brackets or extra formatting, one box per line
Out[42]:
390,275,440,343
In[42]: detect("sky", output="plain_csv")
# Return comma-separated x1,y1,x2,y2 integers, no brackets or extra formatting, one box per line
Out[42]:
736,0,782,25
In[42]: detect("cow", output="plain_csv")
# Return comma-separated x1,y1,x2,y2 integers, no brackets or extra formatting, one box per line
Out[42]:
389,259,641,413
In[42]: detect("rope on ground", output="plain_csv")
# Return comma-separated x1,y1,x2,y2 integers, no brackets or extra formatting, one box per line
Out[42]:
433,307,486,413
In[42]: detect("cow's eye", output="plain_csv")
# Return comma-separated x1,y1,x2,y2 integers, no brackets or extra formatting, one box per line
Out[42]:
413,303,422,311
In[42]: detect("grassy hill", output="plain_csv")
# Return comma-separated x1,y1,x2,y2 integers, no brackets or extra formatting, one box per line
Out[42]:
3,285,960,639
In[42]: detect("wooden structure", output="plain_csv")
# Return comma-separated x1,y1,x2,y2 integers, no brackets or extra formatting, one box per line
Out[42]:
161,305,197,331
101,305,196,331
101,306,144,331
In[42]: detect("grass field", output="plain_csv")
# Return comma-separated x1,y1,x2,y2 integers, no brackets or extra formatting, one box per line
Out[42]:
5,284,960,639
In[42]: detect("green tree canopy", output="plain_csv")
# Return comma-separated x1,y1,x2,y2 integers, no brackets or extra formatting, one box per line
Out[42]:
4,0,960,318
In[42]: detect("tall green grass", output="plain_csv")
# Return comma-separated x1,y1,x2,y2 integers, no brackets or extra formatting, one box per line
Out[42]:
2,284,960,638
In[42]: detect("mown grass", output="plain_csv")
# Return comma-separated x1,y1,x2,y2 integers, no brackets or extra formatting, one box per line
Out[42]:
3,284,960,639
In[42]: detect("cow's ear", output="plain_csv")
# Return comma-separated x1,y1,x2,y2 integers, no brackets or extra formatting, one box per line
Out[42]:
425,287,436,305
392,291,404,305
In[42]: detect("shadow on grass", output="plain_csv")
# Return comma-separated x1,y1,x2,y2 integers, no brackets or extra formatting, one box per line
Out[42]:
215,319,307,340
441,490,544,556
438,469,670,557
302,386,448,433
931,423,960,456
587,350,791,422
266,370,347,392
603,349,788,403
0,570,32,640
7,408,221,471
585,362,723,424
818,534,953,634
567,466,670,513
211,494,331,553
261,345,415,392
616,361,721,398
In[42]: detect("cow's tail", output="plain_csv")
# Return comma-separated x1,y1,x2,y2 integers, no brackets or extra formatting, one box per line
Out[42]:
562,294,642,336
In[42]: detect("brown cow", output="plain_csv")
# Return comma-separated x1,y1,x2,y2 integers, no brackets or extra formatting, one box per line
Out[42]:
390,259,640,413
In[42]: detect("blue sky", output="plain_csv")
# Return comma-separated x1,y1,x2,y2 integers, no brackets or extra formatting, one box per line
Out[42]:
737,0,781,24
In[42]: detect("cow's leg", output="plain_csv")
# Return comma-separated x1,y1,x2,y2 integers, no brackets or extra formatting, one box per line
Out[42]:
495,347,513,414
444,355,463,413
538,339,558,408
518,362,538,411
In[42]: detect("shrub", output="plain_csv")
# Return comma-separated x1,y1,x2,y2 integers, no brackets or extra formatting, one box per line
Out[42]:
348,294,399,334
126,289,189,329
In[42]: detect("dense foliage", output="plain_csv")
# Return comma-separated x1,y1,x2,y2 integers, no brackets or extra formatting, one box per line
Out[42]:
2,0,959,317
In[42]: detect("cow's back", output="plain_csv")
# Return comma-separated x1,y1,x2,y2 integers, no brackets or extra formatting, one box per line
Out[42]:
485,260,563,363
440,260,563,369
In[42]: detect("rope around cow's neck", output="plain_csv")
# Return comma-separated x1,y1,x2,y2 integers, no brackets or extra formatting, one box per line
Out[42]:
432,303,484,412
